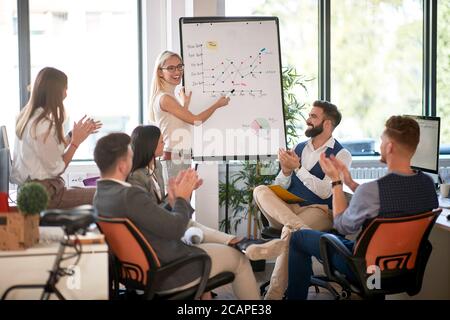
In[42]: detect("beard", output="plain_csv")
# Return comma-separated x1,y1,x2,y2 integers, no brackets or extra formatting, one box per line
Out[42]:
305,120,325,138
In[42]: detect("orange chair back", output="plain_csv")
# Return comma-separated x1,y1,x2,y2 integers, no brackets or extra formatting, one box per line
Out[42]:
353,210,440,272
97,217,161,287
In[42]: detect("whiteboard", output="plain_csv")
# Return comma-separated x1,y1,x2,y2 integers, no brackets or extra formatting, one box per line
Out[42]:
180,17,286,160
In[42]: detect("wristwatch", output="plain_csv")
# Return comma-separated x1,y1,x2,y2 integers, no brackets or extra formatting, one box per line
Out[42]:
331,180,342,187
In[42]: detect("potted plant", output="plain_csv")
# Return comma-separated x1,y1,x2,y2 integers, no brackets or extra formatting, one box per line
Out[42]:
219,66,311,239
0,182,48,250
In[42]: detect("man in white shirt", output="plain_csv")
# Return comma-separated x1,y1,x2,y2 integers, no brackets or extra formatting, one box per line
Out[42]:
253,100,352,300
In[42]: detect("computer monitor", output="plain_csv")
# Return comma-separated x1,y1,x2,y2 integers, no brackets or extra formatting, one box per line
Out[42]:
0,126,12,196
0,126,10,149
0,148,10,194
408,115,440,174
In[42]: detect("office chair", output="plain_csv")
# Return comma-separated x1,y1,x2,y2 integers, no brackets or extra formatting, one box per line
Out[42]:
1,205,95,300
260,212,282,240
96,216,235,300
310,209,442,300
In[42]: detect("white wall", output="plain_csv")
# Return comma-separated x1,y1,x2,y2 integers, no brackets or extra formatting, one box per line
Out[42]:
193,0,223,16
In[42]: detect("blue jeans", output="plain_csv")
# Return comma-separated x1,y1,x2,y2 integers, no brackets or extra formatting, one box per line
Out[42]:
287,229,356,300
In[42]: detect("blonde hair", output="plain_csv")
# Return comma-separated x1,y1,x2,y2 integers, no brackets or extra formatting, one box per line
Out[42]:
16,67,67,144
148,50,182,122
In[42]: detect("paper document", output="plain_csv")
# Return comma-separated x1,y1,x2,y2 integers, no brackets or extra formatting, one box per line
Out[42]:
269,185,305,203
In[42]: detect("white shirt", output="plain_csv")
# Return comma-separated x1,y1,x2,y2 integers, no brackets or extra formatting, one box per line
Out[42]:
274,137,352,199
10,109,66,185
152,92,192,152
98,178,131,187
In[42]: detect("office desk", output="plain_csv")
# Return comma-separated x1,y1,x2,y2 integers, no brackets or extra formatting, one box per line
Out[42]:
0,238,108,300
436,196,450,231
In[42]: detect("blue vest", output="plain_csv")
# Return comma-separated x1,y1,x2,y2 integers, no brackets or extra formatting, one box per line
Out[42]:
287,139,344,209
377,171,438,218
359,171,439,234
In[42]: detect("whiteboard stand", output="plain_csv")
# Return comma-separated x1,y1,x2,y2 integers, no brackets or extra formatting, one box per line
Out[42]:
224,162,230,234
193,161,220,230
181,16,288,235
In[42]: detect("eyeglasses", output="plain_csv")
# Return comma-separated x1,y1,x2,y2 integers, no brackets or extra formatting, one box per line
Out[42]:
160,64,184,73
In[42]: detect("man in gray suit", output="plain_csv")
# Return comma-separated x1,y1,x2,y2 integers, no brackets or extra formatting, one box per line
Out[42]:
93,133,262,299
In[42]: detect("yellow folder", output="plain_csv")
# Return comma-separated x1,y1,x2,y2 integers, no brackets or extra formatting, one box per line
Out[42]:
269,185,305,204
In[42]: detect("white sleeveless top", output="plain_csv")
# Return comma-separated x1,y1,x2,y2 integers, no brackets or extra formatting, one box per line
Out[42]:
152,92,192,152
11,108,66,185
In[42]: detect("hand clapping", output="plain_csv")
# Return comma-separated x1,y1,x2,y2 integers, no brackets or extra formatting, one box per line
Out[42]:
278,148,300,175
167,169,201,204
71,115,103,146
319,153,340,181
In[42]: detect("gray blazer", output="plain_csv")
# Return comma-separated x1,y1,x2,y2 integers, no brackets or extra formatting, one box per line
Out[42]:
93,179,204,291
127,160,165,204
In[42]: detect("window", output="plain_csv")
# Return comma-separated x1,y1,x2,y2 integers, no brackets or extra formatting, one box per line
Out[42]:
225,0,319,131
331,0,423,152
225,0,427,156
29,0,140,160
0,0,19,152
437,0,450,151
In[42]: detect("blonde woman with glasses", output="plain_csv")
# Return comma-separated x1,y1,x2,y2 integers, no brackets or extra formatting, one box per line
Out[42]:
11,67,102,209
149,50,230,187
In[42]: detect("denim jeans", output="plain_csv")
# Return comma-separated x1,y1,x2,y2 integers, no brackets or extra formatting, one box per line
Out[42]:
287,229,356,300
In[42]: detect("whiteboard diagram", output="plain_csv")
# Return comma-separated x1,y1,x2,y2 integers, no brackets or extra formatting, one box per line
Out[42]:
180,18,286,159
187,43,277,98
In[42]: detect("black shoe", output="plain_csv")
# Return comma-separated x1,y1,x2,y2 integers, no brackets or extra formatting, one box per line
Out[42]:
231,237,270,253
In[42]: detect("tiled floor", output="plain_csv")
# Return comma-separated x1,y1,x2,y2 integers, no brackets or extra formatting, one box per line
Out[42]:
212,260,350,300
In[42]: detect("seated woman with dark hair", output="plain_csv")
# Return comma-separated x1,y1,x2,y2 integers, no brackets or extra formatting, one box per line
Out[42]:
127,125,285,260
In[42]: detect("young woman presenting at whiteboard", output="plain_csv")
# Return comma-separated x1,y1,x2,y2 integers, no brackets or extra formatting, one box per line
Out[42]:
149,50,230,186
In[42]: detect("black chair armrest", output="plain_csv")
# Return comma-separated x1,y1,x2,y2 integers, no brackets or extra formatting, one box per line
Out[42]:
319,234,358,290
152,252,211,300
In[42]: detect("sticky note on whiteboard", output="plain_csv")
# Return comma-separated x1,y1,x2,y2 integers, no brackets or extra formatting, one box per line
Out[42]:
206,41,218,50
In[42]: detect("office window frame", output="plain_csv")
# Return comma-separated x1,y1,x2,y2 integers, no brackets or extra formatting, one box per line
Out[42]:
319,0,435,118
322,0,437,155
221,0,439,155
14,0,144,160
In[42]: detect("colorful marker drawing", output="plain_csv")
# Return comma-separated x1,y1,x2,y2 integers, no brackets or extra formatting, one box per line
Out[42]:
251,118,271,137
188,45,276,96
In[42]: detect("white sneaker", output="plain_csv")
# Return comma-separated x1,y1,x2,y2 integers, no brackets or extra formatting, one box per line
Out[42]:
245,239,286,261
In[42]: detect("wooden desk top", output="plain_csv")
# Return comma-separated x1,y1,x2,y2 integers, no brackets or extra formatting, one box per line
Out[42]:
436,207,450,231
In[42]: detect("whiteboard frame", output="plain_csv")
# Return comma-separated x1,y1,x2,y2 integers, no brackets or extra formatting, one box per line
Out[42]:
179,16,287,162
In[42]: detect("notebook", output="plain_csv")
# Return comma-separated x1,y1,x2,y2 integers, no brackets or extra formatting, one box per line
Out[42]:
269,185,305,204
